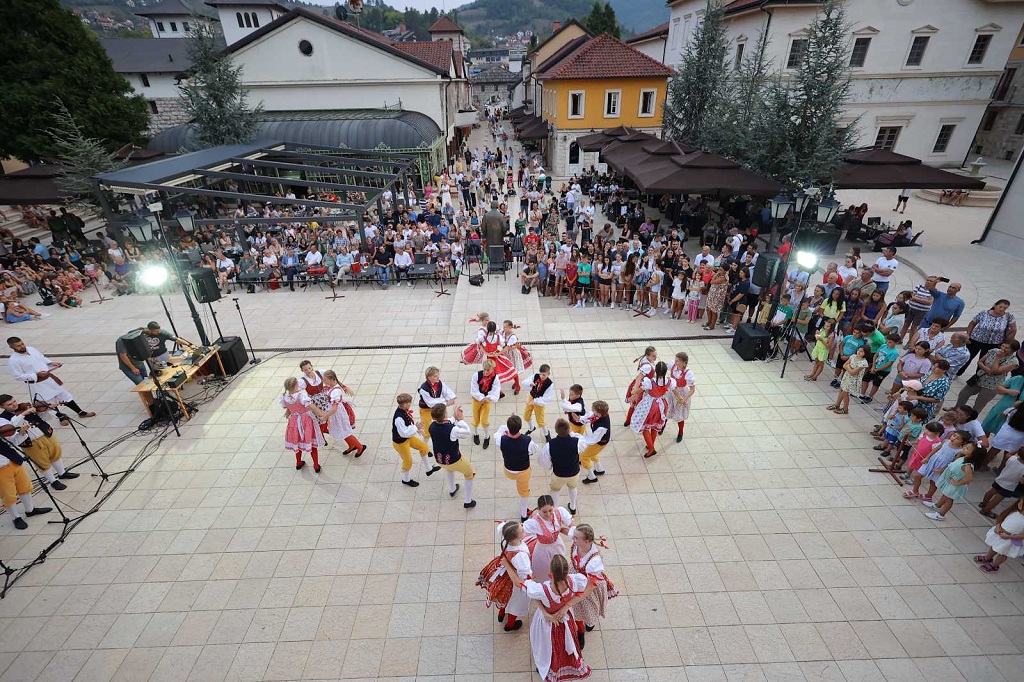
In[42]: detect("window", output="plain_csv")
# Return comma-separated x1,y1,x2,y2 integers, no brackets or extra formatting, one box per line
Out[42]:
568,91,584,119
244,13,252,28
604,90,621,118
252,13,260,28
671,18,681,49
638,89,657,117
156,21,165,32
734,42,745,71
140,73,150,87
148,101,159,115
968,34,992,65
1015,114,1024,135
849,37,871,67
786,38,807,69
298,39,313,56
932,124,955,153
169,21,177,32
569,141,580,165
983,110,999,131
183,22,190,32
874,126,901,150
236,12,243,28
906,36,929,66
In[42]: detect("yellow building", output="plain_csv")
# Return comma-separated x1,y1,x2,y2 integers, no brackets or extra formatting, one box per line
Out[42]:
534,33,672,177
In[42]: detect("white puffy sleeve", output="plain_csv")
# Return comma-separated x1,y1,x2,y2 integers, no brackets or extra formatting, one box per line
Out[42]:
569,573,589,593
641,377,653,391
523,579,548,603
557,507,573,528
510,550,533,579
583,553,605,576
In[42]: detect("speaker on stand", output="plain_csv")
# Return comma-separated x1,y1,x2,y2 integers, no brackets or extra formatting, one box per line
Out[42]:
751,253,783,289
731,323,771,361
188,269,221,304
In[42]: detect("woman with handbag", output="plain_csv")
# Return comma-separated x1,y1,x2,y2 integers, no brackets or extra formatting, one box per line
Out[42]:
954,341,1021,414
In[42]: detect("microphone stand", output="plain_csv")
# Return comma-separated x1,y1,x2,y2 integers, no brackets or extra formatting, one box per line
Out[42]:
53,405,133,498
231,297,261,365
14,447,73,530
0,559,16,599
89,277,112,304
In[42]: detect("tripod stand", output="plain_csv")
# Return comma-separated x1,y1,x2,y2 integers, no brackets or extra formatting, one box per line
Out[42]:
150,371,182,437
89,278,112,304
0,559,16,599
54,406,133,497
324,277,345,302
433,267,451,297
232,298,261,365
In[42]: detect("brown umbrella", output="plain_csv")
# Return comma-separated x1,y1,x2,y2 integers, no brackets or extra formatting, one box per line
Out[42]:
518,116,549,140
601,131,658,172
577,126,638,152
626,151,781,195
831,148,986,190
641,139,697,156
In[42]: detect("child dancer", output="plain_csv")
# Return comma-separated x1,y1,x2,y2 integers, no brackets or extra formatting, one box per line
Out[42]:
524,364,556,441
579,400,610,484
297,360,330,430
629,361,675,459
496,415,539,521
805,319,836,382
502,319,533,394
428,403,477,508
392,393,441,487
470,359,501,449
685,271,702,322
667,351,695,443
624,346,657,427
560,385,587,436
280,377,328,471
0,438,52,530
482,321,519,387
460,312,490,364
476,520,533,631
417,366,457,432
322,370,365,459
539,419,585,515
571,524,617,632
523,494,573,579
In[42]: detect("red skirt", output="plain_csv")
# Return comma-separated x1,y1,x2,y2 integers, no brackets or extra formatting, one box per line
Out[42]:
490,353,518,384
462,343,485,364
624,376,643,406
548,622,591,682
476,556,513,609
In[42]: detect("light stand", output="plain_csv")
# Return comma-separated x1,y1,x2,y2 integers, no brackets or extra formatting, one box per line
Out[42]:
231,297,261,365
139,266,180,339
324,277,345,302
156,293,179,339
433,265,450,297
52,405,133,497
0,560,16,599
89,278,112,304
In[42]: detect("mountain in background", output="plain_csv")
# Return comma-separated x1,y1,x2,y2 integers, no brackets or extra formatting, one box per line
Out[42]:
454,0,669,37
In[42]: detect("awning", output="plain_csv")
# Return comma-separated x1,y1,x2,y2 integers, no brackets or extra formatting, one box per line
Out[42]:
601,131,658,172
517,117,549,140
831,148,987,190
626,151,781,196
577,126,640,152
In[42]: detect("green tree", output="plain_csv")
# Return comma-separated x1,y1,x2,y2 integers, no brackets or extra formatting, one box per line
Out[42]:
704,30,771,162
583,1,621,39
662,0,728,148
48,98,123,214
179,23,262,149
0,0,149,161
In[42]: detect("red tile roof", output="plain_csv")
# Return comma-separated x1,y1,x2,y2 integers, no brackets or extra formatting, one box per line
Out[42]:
429,15,464,34
394,40,454,74
536,33,672,80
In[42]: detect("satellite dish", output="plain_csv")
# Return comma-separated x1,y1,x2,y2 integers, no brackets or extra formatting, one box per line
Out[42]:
348,0,364,14
335,4,348,21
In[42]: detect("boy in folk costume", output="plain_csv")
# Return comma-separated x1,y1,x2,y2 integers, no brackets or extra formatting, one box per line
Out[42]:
579,400,611,484
428,403,477,508
321,370,366,458
495,414,540,521
417,366,457,431
560,384,587,436
502,319,533,394
0,395,78,489
624,346,657,427
470,359,501,449
0,436,52,530
280,377,329,471
392,393,441,487
539,418,585,515
523,364,555,441
460,312,490,365
667,351,696,443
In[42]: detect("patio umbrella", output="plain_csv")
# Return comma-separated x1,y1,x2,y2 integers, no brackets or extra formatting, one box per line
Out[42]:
576,126,638,152
518,116,549,140
601,131,658,172
640,139,697,157
627,151,781,195
831,148,986,190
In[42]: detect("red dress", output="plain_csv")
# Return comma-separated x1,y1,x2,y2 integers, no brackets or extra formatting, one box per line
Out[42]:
461,326,487,364
524,575,592,682
281,392,317,452
483,333,518,384
624,360,654,406
629,377,675,434
300,371,330,433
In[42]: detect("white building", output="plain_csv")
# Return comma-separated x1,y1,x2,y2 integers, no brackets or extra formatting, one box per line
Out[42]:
100,38,192,133
627,22,669,64
665,0,1024,167
135,0,204,38
204,0,290,47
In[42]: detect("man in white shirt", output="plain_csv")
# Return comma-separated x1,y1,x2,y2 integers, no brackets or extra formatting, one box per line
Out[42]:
394,246,414,287
872,247,899,295
693,245,715,268
7,338,95,422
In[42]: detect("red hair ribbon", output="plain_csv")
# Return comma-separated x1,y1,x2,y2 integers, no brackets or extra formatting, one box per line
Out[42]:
596,535,610,549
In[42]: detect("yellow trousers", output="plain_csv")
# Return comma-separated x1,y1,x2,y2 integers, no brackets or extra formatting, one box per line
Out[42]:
569,422,585,435
22,436,62,472
524,401,545,428
393,436,430,472
443,456,476,479
504,467,531,497
550,473,579,491
419,407,434,432
472,399,492,428
580,443,605,469
0,462,31,508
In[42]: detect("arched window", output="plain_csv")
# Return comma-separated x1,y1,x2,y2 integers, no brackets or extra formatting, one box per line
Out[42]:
236,12,243,28
568,141,580,165
252,13,260,28
244,13,252,28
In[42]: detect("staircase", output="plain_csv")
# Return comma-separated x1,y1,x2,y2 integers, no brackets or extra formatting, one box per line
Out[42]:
1,205,105,246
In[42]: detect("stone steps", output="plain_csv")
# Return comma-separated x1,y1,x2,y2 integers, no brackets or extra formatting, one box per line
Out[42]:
914,188,1002,208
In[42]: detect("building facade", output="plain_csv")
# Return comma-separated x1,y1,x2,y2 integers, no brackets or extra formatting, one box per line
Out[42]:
514,20,592,113
971,23,1024,162
472,65,519,108
665,0,1024,167
205,0,290,47
627,22,669,64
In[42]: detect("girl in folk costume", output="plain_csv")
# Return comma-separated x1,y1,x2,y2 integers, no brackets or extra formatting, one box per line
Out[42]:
298,360,331,433
570,524,618,632
482,321,519,386
417,366,457,432
321,370,367,458
476,520,533,631
667,351,696,443
460,312,491,365
629,361,677,459
392,393,441,487
280,377,329,471
506,554,596,682
623,346,657,427
502,319,533,394
523,494,574,580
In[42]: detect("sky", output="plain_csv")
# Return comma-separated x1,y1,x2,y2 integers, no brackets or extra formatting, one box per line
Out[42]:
309,1,473,12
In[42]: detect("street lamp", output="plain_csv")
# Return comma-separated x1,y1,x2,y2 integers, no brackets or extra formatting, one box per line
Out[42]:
769,189,792,221
174,208,196,234
138,264,181,340
123,214,155,244
796,250,819,272
815,188,840,224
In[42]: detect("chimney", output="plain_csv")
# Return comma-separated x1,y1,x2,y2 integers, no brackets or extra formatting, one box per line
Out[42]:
399,23,405,32
553,21,562,32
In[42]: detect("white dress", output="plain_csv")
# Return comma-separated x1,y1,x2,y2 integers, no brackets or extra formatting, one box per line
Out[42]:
325,386,355,440
666,366,694,423
985,511,1024,559
524,574,590,682
523,507,573,579
991,422,1024,453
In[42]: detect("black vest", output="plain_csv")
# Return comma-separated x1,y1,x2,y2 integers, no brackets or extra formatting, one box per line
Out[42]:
392,408,413,444
476,371,496,397
530,375,552,400
500,433,531,472
419,381,444,409
0,439,25,465
549,436,580,478
593,415,611,445
566,397,586,425
0,409,52,439
429,420,461,465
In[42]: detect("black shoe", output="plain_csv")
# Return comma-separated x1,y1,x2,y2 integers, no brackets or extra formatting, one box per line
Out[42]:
59,471,80,479
582,476,597,484
402,479,420,487
427,451,434,458
504,619,522,631
425,465,441,476
25,507,51,517
473,435,480,445
296,461,306,470
521,515,528,522
830,379,841,389
623,420,630,427
449,484,460,498
482,438,490,450
578,629,586,650
342,447,355,455
594,469,605,476
676,434,683,443
313,465,321,473
514,387,521,395
568,505,577,516
585,625,594,632
50,480,67,491
354,445,366,458
464,500,477,509
524,428,535,436
544,434,550,443
499,392,506,399
13,517,27,530
643,450,657,459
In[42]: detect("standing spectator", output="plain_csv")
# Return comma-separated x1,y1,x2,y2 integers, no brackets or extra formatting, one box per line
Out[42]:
871,247,899,294
916,358,953,421
955,341,1021,413
961,300,1017,376
934,333,971,378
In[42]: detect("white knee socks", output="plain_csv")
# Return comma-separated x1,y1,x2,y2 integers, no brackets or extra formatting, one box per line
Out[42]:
19,494,34,514
551,491,560,506
519,496,529,519
445,471,457,495
41,468,56,484
594,461,605,474
582,467,594,481
402,469,412,483
464,479,474,504
568,487,578,509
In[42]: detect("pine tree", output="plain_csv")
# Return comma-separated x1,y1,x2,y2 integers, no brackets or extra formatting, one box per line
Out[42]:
661,0,728,148
705,30,771,162
47,99,123,215
583,1,621,39
179,23,262,149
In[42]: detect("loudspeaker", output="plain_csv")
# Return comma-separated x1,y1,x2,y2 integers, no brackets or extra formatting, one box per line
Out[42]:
188,269,221,304
752,253,782,288
119,328,151,361
215,336,246,375
731,323,770,361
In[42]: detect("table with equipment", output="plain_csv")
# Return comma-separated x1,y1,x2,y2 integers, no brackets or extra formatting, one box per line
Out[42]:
131,346,225,420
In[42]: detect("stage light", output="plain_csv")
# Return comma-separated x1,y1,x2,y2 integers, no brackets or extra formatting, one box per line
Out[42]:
140,264,169,287
796,251,818,271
